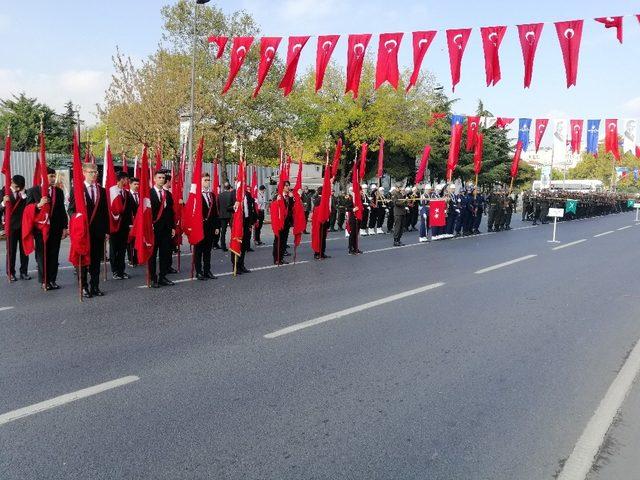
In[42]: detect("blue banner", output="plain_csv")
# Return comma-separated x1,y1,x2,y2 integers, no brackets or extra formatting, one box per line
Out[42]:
586,119,600,155
451,115,465,128
517,118,532,151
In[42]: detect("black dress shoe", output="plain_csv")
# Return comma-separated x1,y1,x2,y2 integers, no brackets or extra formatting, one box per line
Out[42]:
42,283,51,291
196,273,208,281
150,281,160,288
321,254,331,259
355,249,363,254
20,273,31,280
167,267,178,274
159,277,175,286
255,241,264,246
205,272,217,279
8,275,17,282
247,248,255,252
91,288,105,297
212,244,220,249
120,272,131,279
112,273,123,280
240,267,251,273
314,253,320,260
221,247,228,252
82,288,93,298
283,252,291,257
49,282,61,290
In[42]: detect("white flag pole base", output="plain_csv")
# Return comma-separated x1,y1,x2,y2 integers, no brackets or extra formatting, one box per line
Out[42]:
547,216,560,243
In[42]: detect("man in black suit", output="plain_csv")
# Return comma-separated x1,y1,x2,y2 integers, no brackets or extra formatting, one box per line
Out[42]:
26,167,68,290
126,177,140,267
194,173,219,280
108,171,134,279
217,181,235,251
68,162,109,298
149,170,175,288
1,175,30,281
233,183,257,274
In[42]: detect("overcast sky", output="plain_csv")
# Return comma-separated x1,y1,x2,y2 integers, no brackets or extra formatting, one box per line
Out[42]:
0,0,638,138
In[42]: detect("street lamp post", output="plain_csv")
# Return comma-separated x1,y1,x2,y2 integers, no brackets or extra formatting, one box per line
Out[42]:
188,0,210,164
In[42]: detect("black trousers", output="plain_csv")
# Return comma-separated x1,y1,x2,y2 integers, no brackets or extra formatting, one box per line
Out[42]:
7,228,28,276
81,233,105,290
329,208,337,230
219,218,231,248
337,209,346,229
272,223,290,262
348,215,359,252
34,229,63,284
149,227,171,281
194,232,214,275
254,210,265,242
387,209,394,232
393,214,405,242
109,230,128,275
368,208,377,229
376,207,386,228
319,222,328,255
126,240,138,266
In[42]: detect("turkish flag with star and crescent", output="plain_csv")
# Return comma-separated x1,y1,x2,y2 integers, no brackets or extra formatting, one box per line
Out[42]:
375,32,403,90
253,36,282,97
406,30,436,92
222,36,254,94
345,33,372,98
480,25,507,86
517,23,544,88
570,119,584,154
555,20,584,88
315,35,339,92
445,28,471,92
279,36,310,96
535,118,549,153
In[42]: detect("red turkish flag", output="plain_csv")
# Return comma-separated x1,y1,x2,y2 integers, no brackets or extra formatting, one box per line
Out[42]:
595,16,623,43
358,142,368,180
2,135,11,239
222,36,253,94
605,119,620,161
253,36,282,97
229,161,245,257
375,32,403,90
555,20,583,88
510,141,523,178
535,119,549,152
132,145,154,265
517,23,544,88
570,119,584,153
427,112,446,126
103,140,122,233
346,34,372,98
635,145,640,159
352,160,363,221
473,133,484,175
183,137,205,245
496,117,514,129
445,28,471,92
331,138,342,178
68,131,90,267
377,137,384,178
414,145,431,184
446,119,463,181
207,36,228,59
315,35,339,92
406,31,436,92
279,35,310,96
466,116,480,151
428,199,447,227
480,26,507,86
312,158,332,254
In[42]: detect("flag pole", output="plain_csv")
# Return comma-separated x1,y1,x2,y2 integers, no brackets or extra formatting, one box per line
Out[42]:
103,238,108,281
474,174,478,199
78,254,83,303
190,246,195,279
5,125,11,283
509,176,515,195
39,115,49,292
233,253,237,277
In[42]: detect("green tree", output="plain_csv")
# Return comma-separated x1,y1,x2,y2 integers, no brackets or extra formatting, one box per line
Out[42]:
0,93,56,151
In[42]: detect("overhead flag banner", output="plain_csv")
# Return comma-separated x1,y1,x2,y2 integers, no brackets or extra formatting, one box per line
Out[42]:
375,32,403,90
345,33,372,98
517,118,532,151
279,35,310,96
570,119,584,153
445,28,472,92
496,117,514,129
466,116,480,151
594,16,623,43
552,119,568,163
605,118,620,161
222,36,254,94
207,36,228,59
517,23,544,88
586,119,600,155
480,25,507,86
555,19,584,88
622,118,637,153
535,118,549,152
253,36,282,97
315,35,339,92
406,30,437,92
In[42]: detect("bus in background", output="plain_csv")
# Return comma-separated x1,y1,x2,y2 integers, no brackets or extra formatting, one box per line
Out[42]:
531,179,604,193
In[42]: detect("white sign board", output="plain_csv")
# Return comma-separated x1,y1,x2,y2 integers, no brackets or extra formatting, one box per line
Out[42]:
548,208,564,218
634,203,640,209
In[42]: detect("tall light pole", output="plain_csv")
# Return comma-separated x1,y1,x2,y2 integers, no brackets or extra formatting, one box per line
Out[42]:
188,0,210,164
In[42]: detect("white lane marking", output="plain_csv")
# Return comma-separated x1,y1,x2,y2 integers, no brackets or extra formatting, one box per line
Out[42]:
364,243,420,254
556,339,640,480
0,376,139,427
593,231,614,238
617,225,632,231
552,239,587,251
474,254,537,274
264,282,445,339
136,261,309,288
0,306,14,312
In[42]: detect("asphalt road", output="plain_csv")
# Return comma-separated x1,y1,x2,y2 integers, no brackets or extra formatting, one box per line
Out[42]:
1,212,639,479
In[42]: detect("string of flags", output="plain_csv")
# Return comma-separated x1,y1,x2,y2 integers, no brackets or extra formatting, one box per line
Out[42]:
209,14,640,97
